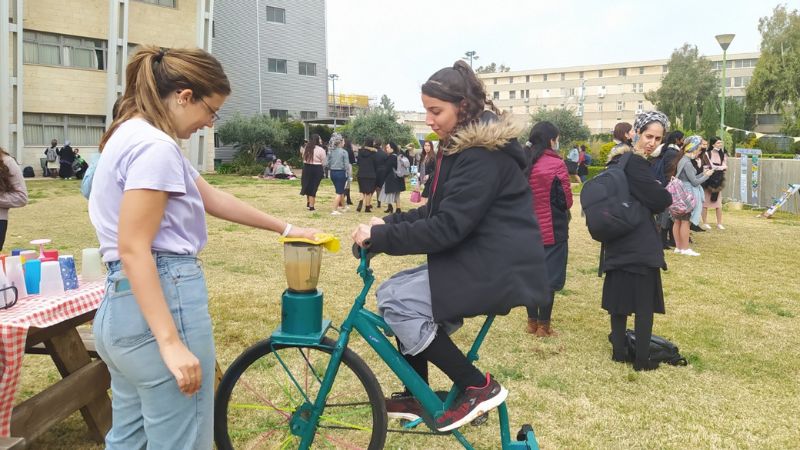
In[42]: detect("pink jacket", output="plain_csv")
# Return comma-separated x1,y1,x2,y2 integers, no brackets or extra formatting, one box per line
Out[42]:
528,149,573,245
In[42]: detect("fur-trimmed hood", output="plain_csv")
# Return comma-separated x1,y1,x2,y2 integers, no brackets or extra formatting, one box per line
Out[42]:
607,142,648,163
446,111,528,170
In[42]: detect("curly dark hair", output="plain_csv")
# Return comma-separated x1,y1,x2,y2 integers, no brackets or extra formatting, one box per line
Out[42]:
421,60,501,136
0,148,14,193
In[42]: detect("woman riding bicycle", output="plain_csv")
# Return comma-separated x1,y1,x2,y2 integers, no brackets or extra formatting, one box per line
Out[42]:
352,60,549,432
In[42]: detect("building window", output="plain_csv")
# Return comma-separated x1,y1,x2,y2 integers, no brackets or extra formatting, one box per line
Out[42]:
133,0,176,7
639,66,645,75
526,75,530,82
298,62,316,76
300,111,318,120
662,65,669,73
524,89,530,98
269,109,288,120
618,68,627,76
493,91,500,100
493,78,497,84
543,74,548,82
560,73,565,81
509,90,516,99
509,76,514,84
267,58,287,73
598,70,603,78
266,6,286,23
23,113,105,146
617,101,623,111
23,31,107,70
638,101,644,111
579,71,584,79
598,103,603,112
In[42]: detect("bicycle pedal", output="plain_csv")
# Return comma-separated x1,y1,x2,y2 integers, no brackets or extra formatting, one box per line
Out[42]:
516,423,534,441
470,412,489,426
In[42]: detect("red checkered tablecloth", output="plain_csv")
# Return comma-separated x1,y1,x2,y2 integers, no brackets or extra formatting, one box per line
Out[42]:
0,280,105,437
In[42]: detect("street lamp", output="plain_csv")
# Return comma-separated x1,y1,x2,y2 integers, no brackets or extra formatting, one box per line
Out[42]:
328,73,339,126
715,33,735,139
462,51,479,69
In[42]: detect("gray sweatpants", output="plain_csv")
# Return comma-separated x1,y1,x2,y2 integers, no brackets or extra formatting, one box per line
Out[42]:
376,264,463,356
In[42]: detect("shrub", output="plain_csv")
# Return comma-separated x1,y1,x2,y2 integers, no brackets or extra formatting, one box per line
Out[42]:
236,164,267,176
216,163,236,174
598,141,617,164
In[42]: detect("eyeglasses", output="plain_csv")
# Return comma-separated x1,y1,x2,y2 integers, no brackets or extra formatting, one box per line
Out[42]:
199,97,220,123
0,285,19,310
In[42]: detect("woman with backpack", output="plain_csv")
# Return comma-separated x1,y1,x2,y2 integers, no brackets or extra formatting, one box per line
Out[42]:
356,138,378,213
602,111,673,371
701,137,727,230
0,147,28,250
666,136,713,256
351,60,548,430
524,121,572,338
378,142,407,213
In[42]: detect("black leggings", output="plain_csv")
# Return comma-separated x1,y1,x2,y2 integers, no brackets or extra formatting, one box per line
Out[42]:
399,330,485,393
609,302,654,365
526,291,555,321
0,220,8,251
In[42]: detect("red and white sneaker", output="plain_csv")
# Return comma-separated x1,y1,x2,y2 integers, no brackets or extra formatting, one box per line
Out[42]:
386,390,449,422
435,374,508,432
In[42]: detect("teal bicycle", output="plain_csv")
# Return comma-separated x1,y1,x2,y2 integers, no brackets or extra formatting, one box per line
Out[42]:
214,247,540,449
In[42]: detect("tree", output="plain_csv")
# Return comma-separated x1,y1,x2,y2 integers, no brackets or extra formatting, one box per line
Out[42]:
424,132,440,142
645,44,718,130
528,107,591,147
378,94,396,115
344,110,415,146
475,62,511,74
746,4,800,134
217,113,288,164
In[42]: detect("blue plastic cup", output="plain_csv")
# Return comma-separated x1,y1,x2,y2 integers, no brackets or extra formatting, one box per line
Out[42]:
24,259,42,295
59,255,79,290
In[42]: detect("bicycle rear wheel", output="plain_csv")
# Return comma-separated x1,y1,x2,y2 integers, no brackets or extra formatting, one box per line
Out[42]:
215,337,387,449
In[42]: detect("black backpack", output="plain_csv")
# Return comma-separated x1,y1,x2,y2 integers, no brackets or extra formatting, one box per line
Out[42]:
580,152,643,242
625,329,688,366
22,166,35,178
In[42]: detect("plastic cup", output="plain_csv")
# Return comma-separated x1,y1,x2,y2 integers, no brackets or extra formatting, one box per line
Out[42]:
11,249,22,256
24,260,42,295
20,250,37,263
81,248,104,281
40,261,65,296
42,250,59,260
59,255,79,290
5,256,27,298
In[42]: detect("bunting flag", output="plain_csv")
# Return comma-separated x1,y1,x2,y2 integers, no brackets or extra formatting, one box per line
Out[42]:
723,124,800,142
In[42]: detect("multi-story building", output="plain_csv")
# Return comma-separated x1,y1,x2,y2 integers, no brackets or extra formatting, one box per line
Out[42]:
477,52,774,134
212,0,327,125
328,93,370,120
1,0,215,173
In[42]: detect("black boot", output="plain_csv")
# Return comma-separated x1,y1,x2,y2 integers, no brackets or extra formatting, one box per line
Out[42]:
384,204,393,213
377,200,382,208
356,200,363,212
345,189,353,205
365,205,372,213
396,207,402,213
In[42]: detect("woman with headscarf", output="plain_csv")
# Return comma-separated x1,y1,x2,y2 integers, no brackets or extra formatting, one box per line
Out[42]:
57,140,76,179
665,136,713,256
602,111,673,371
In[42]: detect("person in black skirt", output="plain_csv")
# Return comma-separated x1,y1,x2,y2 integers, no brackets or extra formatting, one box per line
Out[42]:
419,140,436,205
373,139,389,208
601,110,673,371
300,134,326,211
355,137,378,212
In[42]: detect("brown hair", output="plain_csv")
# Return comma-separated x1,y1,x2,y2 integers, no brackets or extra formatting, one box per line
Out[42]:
0,147,14,193
613,122,633,144
99,46,231,150
421,60,501,144
304,134,321,163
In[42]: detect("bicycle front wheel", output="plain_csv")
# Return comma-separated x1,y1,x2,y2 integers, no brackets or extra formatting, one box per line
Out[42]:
215,337,388,449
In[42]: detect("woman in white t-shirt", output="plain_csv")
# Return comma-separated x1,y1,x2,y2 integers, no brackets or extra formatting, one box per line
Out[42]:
88,46,319,449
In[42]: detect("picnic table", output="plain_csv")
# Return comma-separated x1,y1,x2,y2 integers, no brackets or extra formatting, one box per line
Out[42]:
0,280,110,446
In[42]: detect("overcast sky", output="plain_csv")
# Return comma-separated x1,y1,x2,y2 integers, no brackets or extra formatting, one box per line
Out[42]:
327,0,797,111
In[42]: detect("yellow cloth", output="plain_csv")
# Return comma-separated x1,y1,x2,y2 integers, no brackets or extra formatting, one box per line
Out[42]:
279,233,340,253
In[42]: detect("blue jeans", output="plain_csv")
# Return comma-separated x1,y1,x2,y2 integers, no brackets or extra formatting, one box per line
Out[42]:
93,253,215,450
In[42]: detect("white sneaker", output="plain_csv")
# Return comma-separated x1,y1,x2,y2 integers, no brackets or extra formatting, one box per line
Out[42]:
331,210,342,215
683,249,701,256
701,223,712,230
674,248,682,254
717,224,725,230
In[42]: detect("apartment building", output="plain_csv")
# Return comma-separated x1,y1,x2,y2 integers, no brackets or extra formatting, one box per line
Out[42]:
212,0,327,124
477,52,773,134
0,0,215,173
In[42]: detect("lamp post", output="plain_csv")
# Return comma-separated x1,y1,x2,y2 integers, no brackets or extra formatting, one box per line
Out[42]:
715,34,735,140
328,73,339,126
462,51,479,69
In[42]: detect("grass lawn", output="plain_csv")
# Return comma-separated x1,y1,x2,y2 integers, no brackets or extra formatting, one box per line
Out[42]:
9,175,800,449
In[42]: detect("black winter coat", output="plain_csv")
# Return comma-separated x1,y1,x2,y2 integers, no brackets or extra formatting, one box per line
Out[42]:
601,152,672,273
374,149,389,187
369,114,550,322
382,154,405,194
357,147,378,178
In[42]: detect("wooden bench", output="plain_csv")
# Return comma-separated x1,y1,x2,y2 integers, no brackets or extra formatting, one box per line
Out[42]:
0,437,25,450
26,327,98,359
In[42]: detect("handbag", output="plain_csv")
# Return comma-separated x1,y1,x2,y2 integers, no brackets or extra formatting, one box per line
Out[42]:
410,191,421,203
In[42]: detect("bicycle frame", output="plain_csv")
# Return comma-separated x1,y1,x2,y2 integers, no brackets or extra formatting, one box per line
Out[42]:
271,249,539,449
